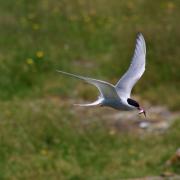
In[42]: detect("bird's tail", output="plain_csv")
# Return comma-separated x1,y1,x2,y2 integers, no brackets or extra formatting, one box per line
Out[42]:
74,97,103,107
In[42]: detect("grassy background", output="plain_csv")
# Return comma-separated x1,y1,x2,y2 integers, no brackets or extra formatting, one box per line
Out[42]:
0,0,179,179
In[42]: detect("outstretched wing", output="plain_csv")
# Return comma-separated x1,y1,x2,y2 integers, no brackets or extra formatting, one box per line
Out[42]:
115,33,146,98
57,70,119,99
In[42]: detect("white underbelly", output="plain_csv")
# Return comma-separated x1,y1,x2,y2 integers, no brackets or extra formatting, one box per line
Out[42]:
104,99,134,111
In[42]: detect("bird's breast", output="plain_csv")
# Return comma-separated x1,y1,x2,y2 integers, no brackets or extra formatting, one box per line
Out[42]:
103,99,134,111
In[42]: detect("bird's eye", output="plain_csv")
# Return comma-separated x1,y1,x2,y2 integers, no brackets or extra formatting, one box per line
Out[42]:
127,98,140,107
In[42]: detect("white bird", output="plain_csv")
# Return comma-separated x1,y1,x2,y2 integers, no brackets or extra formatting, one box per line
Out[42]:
57,33,146,117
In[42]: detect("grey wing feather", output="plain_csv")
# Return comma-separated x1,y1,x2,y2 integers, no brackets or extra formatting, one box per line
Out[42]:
115,33,146,98
57,70,119,99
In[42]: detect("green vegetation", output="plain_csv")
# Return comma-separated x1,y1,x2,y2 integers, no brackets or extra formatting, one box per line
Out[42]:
0,100,180,179
0,0,179,179
0,0,179,108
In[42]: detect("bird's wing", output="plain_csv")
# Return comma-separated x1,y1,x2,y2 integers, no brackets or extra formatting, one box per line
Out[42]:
57,70,119,99
115,33,146,98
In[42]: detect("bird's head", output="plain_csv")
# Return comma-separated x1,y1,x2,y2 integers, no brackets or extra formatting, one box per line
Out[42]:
127,98,146,117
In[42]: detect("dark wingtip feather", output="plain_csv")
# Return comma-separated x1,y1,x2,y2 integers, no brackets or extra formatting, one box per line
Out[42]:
136,32,144,40
137,32,142,36
136,32,146,54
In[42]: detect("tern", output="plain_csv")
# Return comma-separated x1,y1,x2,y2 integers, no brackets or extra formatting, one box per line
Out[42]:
57,33,146,117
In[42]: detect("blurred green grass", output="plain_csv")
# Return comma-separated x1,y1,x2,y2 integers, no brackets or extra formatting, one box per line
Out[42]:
0,99,179,179
0,0,179,108
0,0,180,179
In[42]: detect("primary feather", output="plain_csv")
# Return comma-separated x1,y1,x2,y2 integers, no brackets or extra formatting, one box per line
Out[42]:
56,70,119,100
115,33,146,98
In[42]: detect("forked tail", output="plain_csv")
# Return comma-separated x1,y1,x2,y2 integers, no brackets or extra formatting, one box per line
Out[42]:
74,97,103,107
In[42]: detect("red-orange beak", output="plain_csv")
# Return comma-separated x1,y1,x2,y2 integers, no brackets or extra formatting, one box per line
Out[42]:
138,107,146,117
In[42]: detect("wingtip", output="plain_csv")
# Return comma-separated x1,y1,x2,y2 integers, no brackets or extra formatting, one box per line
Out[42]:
137,32,144,39
136,32,146,53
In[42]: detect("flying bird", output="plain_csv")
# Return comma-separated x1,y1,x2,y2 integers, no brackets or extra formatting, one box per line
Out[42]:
57,33,146,117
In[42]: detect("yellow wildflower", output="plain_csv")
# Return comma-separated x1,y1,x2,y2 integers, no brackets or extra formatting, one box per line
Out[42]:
109,129,116,135
128,148,136,155
41,149,48,156
83,14,91,23
167,2,175,11
26,58,34,65
36,51,44,58
32,23,40,30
